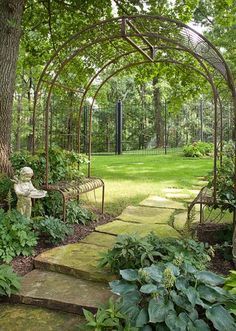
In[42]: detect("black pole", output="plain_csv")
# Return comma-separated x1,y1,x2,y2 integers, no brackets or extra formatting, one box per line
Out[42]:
164,99,167,155
83,105,88,154
116,100,123,155
200,99,203,141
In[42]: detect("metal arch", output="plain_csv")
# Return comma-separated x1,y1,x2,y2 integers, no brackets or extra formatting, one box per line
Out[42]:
77,45,194,151
77,44,221,152
83,59,220,184
33,15,236,151
42,34,221,191
33,15,235,215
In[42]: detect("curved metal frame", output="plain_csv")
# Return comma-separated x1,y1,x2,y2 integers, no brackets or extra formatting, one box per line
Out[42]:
32,15,236,221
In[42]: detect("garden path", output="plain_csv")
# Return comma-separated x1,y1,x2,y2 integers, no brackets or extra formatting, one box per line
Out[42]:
1,189,202,330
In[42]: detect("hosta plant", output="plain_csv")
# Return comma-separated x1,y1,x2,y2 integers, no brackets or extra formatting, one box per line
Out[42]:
110,262,236,331
33,216,73,244
0,264,21,297
99,234,213,273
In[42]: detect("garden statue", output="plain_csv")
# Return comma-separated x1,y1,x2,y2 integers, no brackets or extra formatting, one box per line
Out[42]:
13,167,47,218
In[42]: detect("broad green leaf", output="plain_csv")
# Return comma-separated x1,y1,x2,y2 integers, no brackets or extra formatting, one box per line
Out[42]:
140,284,158,294
109,280,137,295
143,265,163,282
195,271,225,286
206,305,236,331
136,308,149,327
184,286,199,306
148,297,174,323
120,269,139,281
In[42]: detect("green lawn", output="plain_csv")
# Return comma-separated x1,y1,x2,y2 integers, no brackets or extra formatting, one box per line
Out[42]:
83,153,213,216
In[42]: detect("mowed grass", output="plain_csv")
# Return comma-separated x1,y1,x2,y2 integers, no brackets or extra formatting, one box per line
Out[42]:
84,153,213,216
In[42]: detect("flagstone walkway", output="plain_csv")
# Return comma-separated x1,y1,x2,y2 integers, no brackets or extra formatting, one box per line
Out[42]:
1,189,202,330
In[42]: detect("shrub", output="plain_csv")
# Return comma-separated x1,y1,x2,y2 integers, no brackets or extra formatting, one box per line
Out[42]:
11,147,88,186
207,141,235,212
183,141,213,157
0,264,21,297
110,262,236,330
67,200,96,225
0,209,38,263
33,216,73,244
99,234,213,273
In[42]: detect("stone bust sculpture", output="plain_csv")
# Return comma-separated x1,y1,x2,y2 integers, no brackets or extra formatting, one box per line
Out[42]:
14,167,47,218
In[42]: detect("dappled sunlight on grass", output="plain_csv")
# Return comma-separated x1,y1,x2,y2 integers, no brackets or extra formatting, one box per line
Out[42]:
84,153,213,215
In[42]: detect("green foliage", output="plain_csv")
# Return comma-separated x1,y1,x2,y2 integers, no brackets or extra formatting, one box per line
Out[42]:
0,209,38,263
11,147,88,186
82,299,138,331
99,234,213,273
183,141,214,157
224,270,236,316
208,141,235,212
0,173,13,205
33,216,73,244
225,270,236,295
109,262,236,330
0,264,21,297
66,201,96,225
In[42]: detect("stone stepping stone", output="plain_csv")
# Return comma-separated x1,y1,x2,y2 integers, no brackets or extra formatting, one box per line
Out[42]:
173,212,200,231
162,188,182,193
139,196,186,210
165,193,191,200
0,304,84,331
80,232,116,248
95,220,180,238
117,206,173,224
34,243,115,283
12,270,113,314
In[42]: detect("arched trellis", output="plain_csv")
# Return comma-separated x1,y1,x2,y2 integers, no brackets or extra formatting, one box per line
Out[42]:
33,15,236,230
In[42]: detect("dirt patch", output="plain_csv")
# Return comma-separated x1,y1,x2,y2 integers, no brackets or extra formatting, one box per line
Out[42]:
11,211,113,276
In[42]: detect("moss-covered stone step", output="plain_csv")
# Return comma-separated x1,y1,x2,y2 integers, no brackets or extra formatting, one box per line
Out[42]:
12,270,113,314
139,196,186,210
34,243,115,283
95,220,180,238
117,206,173,224
80,232,117,248
0,304,85,331
165,193,192,200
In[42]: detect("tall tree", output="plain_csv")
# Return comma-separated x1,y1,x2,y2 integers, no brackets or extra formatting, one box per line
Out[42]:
0,0,25,175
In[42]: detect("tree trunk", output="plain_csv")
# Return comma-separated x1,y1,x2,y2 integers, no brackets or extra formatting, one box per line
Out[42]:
153,76,163,148
0,0,25,175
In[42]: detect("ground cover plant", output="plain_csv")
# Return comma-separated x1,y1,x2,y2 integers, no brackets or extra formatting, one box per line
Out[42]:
183,142,214,158
33,216,74,244
84,235,236,331
108,263,236,331
0,209,38,263
99,234,213,273
0,264,21,297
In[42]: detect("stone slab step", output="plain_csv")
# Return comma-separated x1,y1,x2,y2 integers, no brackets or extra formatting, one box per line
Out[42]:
0,304,84,331
95,220,180,238
139,195,186,210
117,205,173,224
11,270,113,315
34,243,115,283
80,232,117,248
